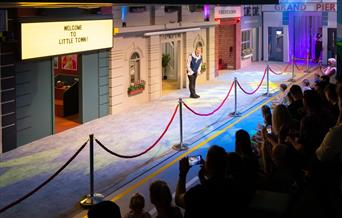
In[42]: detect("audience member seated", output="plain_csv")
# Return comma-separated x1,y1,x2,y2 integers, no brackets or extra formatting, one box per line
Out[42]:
287,85,304,121
272,83,289,108
252,105,272,150
302,79,312,92
323,84,339,122
124,193,151,218
176,145,240,218
150,180,182,218
316,83,342,162
88,201,122,218
288,90,335,164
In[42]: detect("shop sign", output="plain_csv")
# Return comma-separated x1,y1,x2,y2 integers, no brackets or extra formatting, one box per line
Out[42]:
160,33,182,41
262,3,336,12
241,16,262,29
214,6,241,19
21,19,113,60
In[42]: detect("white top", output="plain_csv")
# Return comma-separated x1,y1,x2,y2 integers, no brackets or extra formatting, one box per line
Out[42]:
187,52,202,76
316,123,342,162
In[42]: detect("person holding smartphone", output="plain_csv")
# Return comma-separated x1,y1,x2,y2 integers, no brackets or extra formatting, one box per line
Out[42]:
175,145,239,218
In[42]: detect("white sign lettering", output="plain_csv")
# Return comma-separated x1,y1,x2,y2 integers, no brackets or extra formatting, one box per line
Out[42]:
262,3,336,12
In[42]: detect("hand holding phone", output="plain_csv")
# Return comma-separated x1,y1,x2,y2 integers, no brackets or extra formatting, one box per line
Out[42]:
188,155,203,166
266,125,272,134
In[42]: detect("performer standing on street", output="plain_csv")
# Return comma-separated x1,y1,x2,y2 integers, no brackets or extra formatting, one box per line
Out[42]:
314,28,323,63
187,47,202,98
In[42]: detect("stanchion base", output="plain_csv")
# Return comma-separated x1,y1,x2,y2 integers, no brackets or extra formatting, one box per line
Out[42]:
262,93,272,97
80,193,105,208
172,143,189,151
287,78,296,83
229,112,241,117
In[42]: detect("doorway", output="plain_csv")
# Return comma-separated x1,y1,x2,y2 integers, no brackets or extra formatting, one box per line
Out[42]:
268,27,284,62
289,12,322,61
53,54,80,133
162,41,181,95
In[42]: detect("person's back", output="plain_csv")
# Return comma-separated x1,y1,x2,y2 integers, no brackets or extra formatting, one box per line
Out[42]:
88,201,122,218
288,85,304,121
124,193,151,218
184,176,240,218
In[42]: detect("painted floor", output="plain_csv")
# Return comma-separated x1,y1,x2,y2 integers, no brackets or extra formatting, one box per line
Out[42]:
0,61,318,218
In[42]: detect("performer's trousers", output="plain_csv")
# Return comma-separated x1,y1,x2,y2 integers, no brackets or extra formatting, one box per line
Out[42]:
188,73,198,96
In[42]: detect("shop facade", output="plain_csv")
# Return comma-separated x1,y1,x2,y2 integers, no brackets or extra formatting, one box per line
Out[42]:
214,6,242,72
240,5,262,67
109,5,216,114
262,0,337,64
0,7,113,152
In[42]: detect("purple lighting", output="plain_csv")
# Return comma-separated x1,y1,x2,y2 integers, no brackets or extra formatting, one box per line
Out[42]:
204,5,210,21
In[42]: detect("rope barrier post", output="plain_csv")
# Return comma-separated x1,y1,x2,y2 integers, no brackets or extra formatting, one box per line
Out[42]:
172,98,188,151
288,55,296,82
229,77,240,117
80,134,104,208
262,64,271,97
304,51,310,73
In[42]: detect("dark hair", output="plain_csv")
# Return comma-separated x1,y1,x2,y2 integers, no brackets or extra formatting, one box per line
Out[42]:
289,85,303,99
261,105,272,126
206,145,227,176
303,90,323,111
235,129,253,157
320,75,330,83
324,84,337,102
303,79,310,86
129,193,145,212
88,201,121,218
149,180,172,206
280,83,287,91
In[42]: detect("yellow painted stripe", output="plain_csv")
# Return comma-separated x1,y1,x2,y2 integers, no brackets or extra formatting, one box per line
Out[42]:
109,70,316,203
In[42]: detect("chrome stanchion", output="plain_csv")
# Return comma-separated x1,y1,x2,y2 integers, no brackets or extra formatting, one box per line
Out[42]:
288,55,296,82
80,134,104,208
304,52,310,73
172,98,188,151
229,77,240,117
263,65,271,97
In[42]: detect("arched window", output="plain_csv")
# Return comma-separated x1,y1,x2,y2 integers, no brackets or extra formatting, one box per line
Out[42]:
129,52,140,83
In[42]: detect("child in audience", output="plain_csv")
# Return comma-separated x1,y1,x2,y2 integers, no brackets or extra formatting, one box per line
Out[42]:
124,193,151,218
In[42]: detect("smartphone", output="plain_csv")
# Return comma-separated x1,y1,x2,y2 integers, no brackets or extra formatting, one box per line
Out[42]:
188,155,202,166
266,125,272,134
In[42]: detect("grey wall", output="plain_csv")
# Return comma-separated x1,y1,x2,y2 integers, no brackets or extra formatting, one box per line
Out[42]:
81,50,109,123
15,59,53,147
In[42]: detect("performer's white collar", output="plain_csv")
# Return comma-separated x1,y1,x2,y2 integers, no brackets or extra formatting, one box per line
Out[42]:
192,52,201,60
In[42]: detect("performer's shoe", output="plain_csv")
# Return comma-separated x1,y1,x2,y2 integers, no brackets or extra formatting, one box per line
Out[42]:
190,94,200,98
194,94,200,98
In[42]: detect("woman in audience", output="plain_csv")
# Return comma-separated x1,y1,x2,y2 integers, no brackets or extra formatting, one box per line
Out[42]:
124,193,151,218
150,180,183,218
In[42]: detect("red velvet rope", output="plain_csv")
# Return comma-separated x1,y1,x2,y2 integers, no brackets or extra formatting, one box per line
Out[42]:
96,104,179,158
283,63,291,72
295,63,304,71
0,140,89,214
269,67,283,75
182,82,234,117
236,68,267,95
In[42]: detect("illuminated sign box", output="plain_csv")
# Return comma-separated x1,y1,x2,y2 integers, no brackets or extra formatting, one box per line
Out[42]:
21,19,113,60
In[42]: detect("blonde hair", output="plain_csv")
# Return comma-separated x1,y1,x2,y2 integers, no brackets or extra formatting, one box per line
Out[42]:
272,104,292,135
